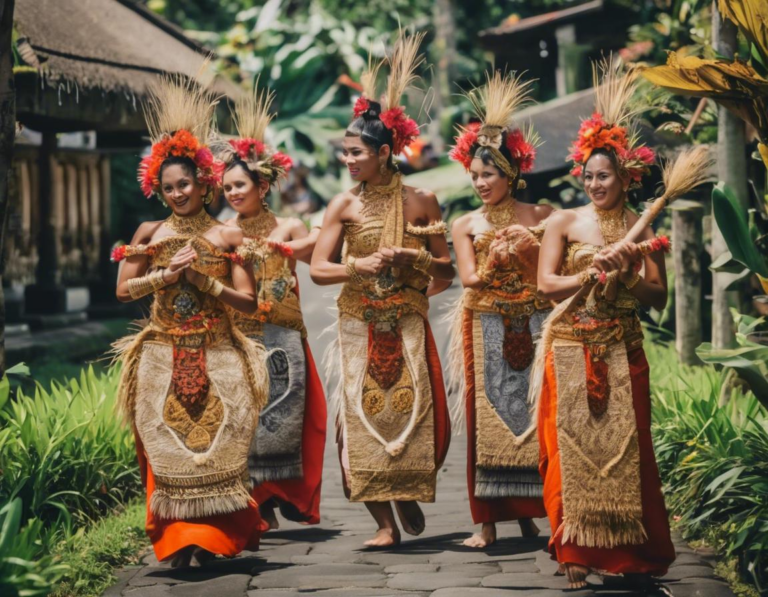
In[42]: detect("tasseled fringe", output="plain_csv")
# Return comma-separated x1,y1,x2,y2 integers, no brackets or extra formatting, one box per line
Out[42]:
443,291,468,434
231,325,270,413
249,464,303,484
321,319,344,435
476,481,544,499
562,512,648,549
150,488,255,520
110,325,154,425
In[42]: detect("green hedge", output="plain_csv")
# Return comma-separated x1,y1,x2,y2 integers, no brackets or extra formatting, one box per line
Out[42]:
647,341,768,593
0,365,142,597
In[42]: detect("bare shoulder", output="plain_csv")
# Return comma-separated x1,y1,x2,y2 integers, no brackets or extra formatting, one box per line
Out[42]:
282,216,308,239
218,223,245,246
451,212,472,236
533,203,556,219
547,207,578,228
131,220,163,245
406,185,441,221
222,216,238,227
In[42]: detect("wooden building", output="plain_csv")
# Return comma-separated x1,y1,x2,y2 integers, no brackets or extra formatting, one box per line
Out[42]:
9,0,240,325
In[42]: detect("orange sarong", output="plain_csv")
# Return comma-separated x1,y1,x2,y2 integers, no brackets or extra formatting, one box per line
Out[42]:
463,310,546,524
538,347,675,575
135,435,264,562
251,339,326,524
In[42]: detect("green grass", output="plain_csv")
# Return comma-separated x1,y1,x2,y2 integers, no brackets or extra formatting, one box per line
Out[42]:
50,500,149,597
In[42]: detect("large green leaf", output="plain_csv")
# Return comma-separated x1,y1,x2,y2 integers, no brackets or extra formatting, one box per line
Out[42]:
696,342,768,407
712,182,768,276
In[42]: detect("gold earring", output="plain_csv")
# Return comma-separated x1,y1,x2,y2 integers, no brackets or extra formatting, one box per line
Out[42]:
379,161,388,176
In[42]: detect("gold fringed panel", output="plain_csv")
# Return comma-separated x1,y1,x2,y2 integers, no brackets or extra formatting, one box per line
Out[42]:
112,326,154,425
340,314,437,502
553,339,646,549
473,312,540,471
134,342,259,520
444,293,469,434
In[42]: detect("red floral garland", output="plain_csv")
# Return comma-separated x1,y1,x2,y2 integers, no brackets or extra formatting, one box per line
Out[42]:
352,97,420,156
138,129,223,199
568,112,655,184
228,137,293,176
449,122,537,173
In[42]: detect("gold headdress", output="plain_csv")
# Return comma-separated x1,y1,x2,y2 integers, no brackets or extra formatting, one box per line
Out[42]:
449,71,540,188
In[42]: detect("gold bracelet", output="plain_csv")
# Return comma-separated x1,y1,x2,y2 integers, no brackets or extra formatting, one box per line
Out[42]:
196,276,215,294
127,269,166,300
208,280,224,297
624,272,642,290
413,248,433,274
346,256,364,285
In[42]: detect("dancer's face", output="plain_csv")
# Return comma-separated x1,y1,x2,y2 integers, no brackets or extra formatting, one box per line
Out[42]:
341,135,388,183
160,164,207,216
223,164,270,216
583,153,628,210
470,158,510,206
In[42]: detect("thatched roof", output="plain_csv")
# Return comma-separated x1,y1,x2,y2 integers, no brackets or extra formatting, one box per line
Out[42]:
479,0,604,42
14,0,239,95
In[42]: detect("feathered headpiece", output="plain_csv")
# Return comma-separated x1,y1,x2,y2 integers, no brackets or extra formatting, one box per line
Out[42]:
449,71,540,188
351,31,424,156
220,81,293,183
138,73,223,200
568,56,655,187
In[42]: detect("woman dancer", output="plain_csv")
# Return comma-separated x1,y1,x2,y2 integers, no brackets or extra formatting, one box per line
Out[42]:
218,85,326,529
535,58,675,589
448,72,553,549
114,75,268,567
310,33,454,548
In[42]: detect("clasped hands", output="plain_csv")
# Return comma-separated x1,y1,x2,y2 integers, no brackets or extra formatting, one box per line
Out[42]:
487,224,539,270
163,244,206,287
587,239,643,285
352,247,419,275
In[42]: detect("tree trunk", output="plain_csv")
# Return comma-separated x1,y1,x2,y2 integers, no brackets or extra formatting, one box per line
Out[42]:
711,1,748,348
672,201,704,365
429,0,457,156
0,0,17,376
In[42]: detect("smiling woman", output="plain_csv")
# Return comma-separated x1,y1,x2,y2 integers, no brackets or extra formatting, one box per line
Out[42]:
310,31,454,549
112,74,269,569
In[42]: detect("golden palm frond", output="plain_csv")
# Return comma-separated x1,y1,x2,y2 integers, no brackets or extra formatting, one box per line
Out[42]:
384,30,425,111
467,70,535,129
659,144,715,203
232,78,275,142
592,54,645,126
718,0,768,66
360,51,385,101
144,64,219,143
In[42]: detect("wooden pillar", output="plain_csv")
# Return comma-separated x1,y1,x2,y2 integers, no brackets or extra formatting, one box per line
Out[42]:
34,132,60,288
672,200,704,365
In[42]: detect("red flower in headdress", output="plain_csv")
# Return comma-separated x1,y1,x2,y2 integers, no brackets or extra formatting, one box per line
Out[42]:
353,97,371,119
505,129,537,173
137,129,223,199
229,138,266,161
449,122,481,170
271,151,294,173
379,107,420,155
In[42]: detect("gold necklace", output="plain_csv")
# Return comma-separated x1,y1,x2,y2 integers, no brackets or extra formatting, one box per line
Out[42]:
594,203,627,245
164,209,218,236
360,173,402,220
237,210,278,238
485,197,519,230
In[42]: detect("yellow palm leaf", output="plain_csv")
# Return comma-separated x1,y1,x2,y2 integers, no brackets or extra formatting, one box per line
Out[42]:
718,0,768,66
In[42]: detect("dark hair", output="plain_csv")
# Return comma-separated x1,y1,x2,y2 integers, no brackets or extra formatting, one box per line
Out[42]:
159,155,197,184
345,100,396,170
583,147,622,175
472,134,521,190
225,158,263,185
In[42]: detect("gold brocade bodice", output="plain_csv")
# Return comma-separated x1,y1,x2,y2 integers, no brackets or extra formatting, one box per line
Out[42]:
553,241,643,351
134,236,236,348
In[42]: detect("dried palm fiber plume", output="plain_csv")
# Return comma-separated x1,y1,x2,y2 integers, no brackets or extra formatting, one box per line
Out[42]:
360,50,385,104
384,29,426,112
592,53,645,128
218,79,293,184
527,145,713,407
450,71,540,187
138,65,222,199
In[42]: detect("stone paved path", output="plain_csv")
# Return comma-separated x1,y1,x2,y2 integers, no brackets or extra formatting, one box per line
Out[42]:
106,265,735,597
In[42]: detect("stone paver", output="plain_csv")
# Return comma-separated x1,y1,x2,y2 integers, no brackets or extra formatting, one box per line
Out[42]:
105,265,737,597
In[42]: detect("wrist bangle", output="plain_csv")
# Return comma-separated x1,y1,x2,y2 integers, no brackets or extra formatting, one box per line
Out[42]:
625,272,641,290
413,248,433,274
346,256,364,285
127,269,166,300
208,280,224,297
196,275,214,293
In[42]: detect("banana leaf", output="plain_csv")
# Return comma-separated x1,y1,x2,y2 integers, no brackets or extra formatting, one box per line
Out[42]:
712,182,768,277
718,0,768,67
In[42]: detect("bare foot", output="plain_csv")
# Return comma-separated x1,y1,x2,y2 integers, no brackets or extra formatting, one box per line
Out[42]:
555,563,566,576
260,504,279,531
565,563,590,589
190,547,215,568
519,518,540,538
169,546,194,568
394,501,425,536
462,522,496,548
364,527,401,548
